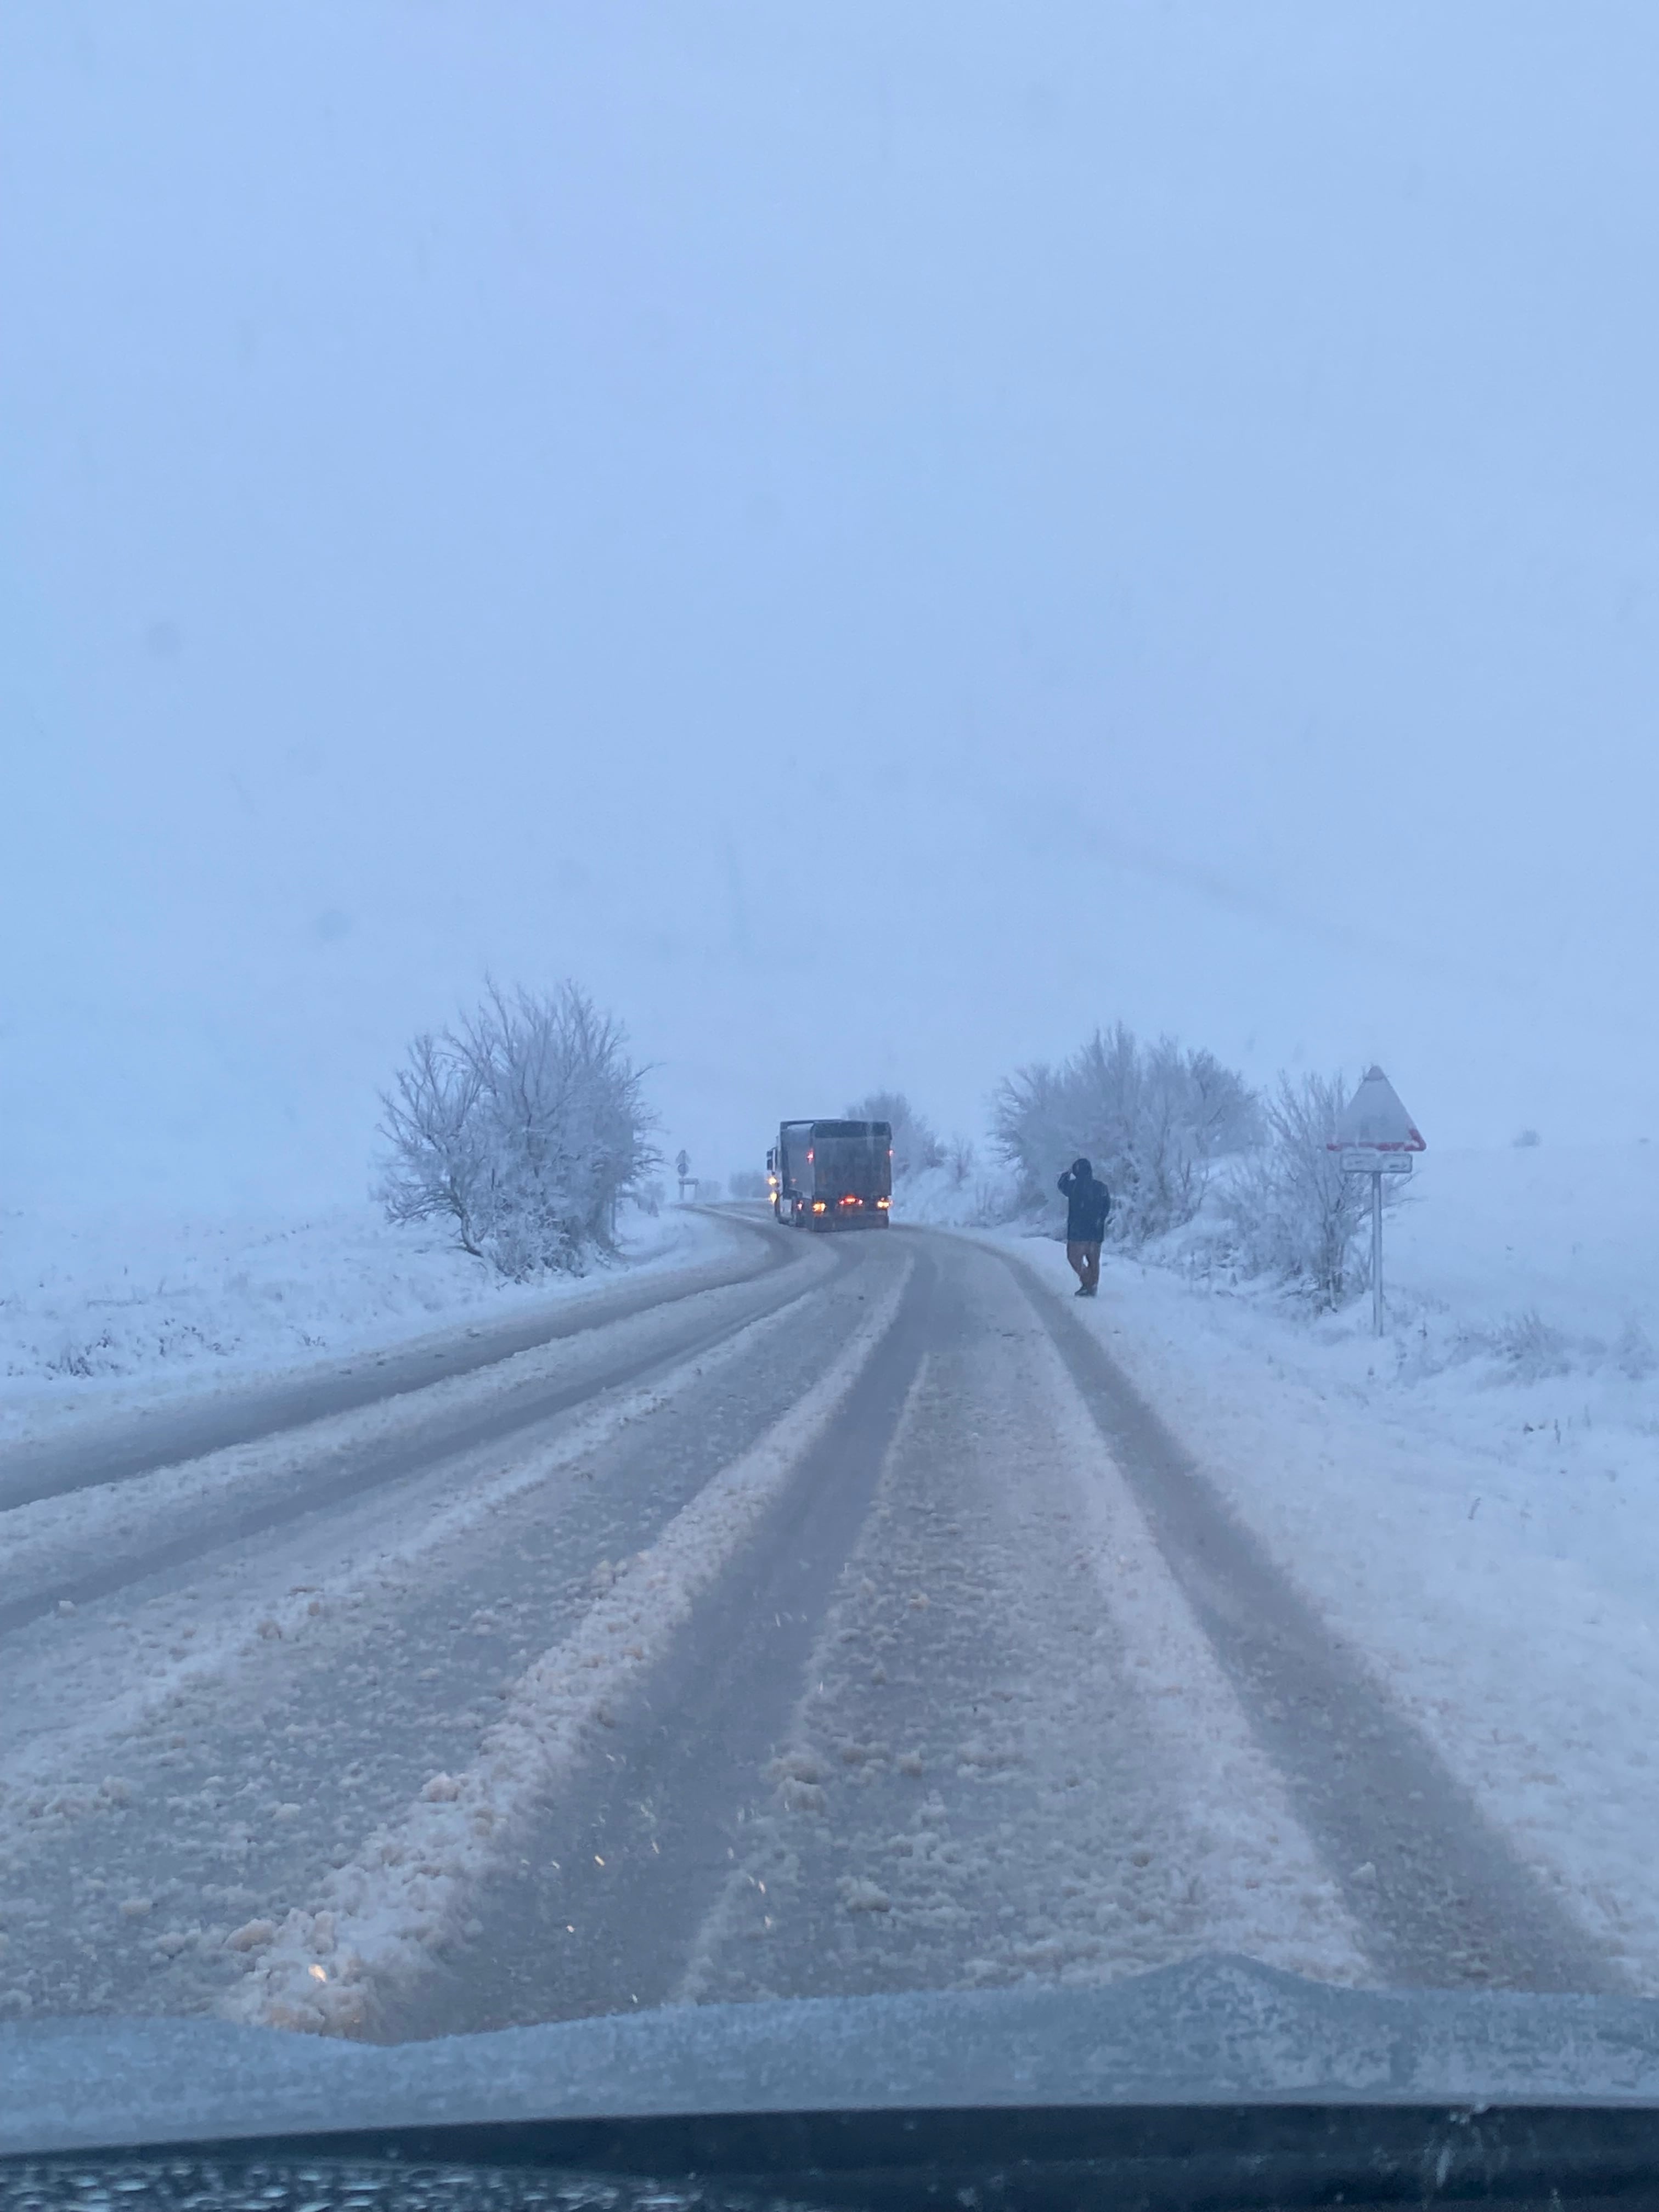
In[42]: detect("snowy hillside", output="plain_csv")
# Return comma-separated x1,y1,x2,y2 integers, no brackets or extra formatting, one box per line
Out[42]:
0,1201,718,1444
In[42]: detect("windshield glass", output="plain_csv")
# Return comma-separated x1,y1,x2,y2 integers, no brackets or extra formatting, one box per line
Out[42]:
3,0,1656,2107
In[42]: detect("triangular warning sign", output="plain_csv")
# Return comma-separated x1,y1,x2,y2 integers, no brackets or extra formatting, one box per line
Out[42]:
1329,1065,1426,1152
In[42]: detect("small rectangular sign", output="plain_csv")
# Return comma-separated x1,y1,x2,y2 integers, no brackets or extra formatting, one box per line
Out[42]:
1340,1149,1413,1176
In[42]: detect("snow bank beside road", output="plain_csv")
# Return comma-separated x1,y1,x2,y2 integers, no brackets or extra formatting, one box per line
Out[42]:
889,1162,1017,1229
0,1201,715,1443
999,1141,1659,1988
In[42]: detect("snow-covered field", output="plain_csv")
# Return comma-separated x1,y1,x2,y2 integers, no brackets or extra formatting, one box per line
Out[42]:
0,1201,716,1446
1184,1139,1659,1378
1000,1140,1659,1986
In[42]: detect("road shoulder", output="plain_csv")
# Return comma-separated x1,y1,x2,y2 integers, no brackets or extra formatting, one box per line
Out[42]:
985,1227,1655,1993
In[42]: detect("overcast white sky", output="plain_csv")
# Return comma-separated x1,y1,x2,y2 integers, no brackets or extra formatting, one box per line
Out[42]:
4,3,1657,1209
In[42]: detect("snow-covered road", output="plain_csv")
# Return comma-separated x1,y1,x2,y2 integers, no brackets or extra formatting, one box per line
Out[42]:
0,1221,1625,2034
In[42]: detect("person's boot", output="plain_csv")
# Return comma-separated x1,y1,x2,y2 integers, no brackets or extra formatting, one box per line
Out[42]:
1073,1284,1089,1297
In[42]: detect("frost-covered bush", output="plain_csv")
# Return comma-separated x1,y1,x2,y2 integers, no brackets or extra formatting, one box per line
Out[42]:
1218,1070,1377,1308
375,981,659,1279
1491,1308,1575,1382
992,1024,1257,1243
886,1159,1020,1227
1615,1318,1657,1381
845,1090,945,1180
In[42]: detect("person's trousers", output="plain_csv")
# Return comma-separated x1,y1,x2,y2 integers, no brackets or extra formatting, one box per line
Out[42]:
1066,1239,1101,1291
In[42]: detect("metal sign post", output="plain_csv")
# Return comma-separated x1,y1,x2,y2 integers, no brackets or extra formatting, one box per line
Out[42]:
1328,1069,1426,1337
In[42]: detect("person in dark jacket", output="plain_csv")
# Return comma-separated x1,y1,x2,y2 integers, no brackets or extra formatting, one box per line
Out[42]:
1057,1156,1111,1296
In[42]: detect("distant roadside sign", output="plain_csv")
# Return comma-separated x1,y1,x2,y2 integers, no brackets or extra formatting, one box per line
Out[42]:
1328,1065,1426,1154
1340,1149,1413,1176
1328,1068,1426,1339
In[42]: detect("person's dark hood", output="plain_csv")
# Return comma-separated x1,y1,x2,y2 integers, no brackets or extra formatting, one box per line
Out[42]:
1072,1157,1092,1179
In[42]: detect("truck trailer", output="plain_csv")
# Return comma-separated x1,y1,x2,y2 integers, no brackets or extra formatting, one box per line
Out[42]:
768,1119,892,1229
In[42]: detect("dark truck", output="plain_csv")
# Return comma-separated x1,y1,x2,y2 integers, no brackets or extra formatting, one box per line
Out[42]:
768,1119,892,1229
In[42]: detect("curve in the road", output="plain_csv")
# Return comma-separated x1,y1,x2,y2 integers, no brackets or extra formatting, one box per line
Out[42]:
0,1211,801,1515
1004,1249,1626,1996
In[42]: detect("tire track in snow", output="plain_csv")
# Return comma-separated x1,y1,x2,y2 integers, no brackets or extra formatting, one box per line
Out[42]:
1005,1248,1628,1994
0,1262,848,1831
680,1237,1368,2007
0,1257,884,2023
0,1247,833,1641
0,1211,797,1512
219,1259,914,2033
376,1244,942,2041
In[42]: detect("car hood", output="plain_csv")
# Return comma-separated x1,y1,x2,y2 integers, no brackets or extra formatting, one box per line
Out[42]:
6,1956,1659,2158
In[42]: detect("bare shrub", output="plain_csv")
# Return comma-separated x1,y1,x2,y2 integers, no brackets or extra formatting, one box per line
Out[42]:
375,981,658,1279
992,1023,1257,1243
728,1169,769,1200
1220,1071,1381,1309
845,1091,944,1180
1492,1308,1574,1381
1615,1318,1657,1381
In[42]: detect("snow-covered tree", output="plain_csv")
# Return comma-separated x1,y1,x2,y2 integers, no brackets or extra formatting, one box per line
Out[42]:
1220,1070,1380,1307
845,1090,944,1180
992,1023,1257,1243
375,981,658,1278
